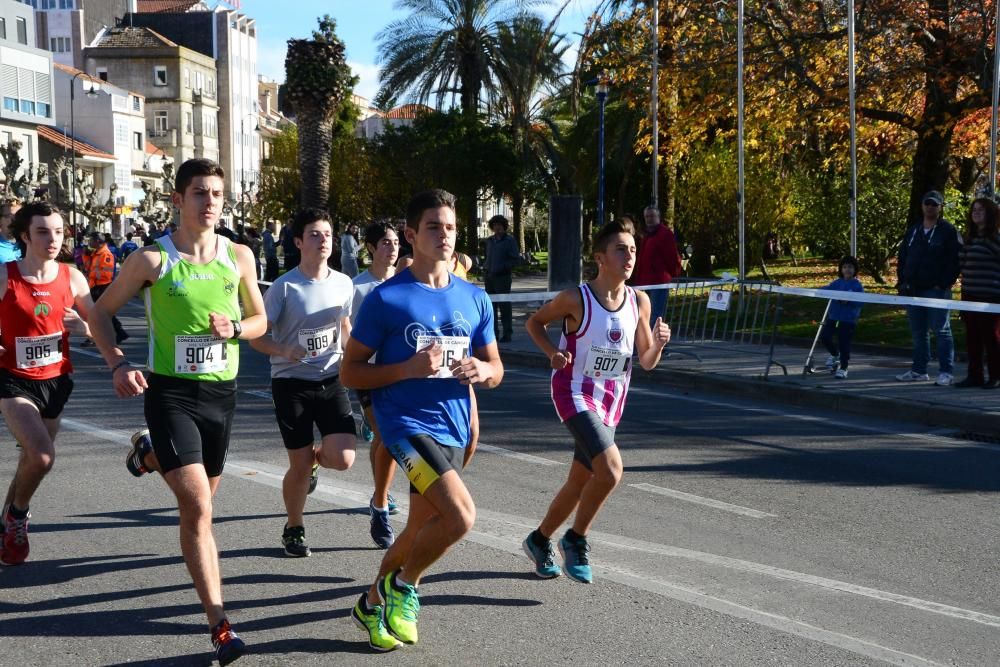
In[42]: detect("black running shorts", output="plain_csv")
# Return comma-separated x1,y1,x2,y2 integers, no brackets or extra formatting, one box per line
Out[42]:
355,388,372,410
271,375,356,449
385,434,463,495
144,373,237,477
563,411,616,471
0,370,73,419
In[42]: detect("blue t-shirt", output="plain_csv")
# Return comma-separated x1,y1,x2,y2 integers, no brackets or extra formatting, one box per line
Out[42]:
0,238,21,263
351,269,495,448
823,277,864,323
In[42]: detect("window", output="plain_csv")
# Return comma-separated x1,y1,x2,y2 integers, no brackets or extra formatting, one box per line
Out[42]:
153,110,168,135
97,68,108,82
203,112,216,138
60,0,74,8
114,120,128,146
194,71,203,92
185,111,192,134
153,66,167,86
16,17,27,45
0,19,5,40
133,131,142,150
132,95,141,112
3,98,16,112
183,67,190,88
36,102,49,117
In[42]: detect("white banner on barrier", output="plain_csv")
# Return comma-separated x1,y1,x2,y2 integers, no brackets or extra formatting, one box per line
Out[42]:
707,289,732,311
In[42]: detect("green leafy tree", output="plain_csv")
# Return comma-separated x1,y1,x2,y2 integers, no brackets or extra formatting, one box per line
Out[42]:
375,0,536,251
256,125,301,225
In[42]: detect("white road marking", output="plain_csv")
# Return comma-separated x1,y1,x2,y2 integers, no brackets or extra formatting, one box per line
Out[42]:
222,457,970,666
629,482,776,518
243,389,272,400
476,443,565,466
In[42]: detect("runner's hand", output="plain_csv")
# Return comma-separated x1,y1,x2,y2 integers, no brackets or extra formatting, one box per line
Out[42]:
408,340,442,378
652,317,671,348
550,349,572,370
285,343,306,361
63,306,89,336
451,355,492,386
113,366,148,398
208,312,234,339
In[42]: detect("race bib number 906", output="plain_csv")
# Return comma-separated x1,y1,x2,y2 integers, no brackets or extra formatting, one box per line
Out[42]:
416,334,471,379
15,333,62,369
583,344,630,379
175,335,227,374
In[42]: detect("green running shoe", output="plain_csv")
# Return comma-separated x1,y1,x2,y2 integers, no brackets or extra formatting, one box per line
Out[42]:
352,593,402,652
377,571,419,645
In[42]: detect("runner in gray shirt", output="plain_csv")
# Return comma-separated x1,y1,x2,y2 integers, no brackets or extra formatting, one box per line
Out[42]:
250,208,357,558
351,222,401,548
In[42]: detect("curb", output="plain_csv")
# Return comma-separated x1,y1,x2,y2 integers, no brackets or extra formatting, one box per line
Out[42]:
498,349,1000,438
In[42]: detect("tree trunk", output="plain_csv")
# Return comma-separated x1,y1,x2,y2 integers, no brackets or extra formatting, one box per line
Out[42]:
906,107,956,225
297,112,334,210
513,190,525,253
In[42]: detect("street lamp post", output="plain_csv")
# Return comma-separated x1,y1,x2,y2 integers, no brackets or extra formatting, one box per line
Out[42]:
595,77,609,228
70,72,100,231
239,114,258,229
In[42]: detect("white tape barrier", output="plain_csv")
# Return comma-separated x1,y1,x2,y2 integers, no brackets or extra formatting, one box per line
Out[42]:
487,278,736,304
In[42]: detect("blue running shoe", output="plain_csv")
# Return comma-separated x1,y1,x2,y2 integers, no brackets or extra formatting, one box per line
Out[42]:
211,618,245,666
361,414,375,443
522,534,561,579
369,499,394,549
558,532,593,584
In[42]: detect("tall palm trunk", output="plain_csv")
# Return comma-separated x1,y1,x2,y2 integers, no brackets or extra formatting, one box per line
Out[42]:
297,112,334,209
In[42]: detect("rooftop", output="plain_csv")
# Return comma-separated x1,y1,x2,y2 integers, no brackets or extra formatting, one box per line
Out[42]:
91,27,178,50
135,0,204,12
37,126,117,161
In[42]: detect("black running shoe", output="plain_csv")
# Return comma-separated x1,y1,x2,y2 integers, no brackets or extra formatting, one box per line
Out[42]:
126,429,153,477
211,618,245,666
307,463,319,495
281,524,311,557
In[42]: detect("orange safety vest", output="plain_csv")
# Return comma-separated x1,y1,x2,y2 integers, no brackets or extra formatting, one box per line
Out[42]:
84,245,115,287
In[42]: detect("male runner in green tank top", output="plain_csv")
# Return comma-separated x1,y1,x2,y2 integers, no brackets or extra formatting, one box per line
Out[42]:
89,158,266,666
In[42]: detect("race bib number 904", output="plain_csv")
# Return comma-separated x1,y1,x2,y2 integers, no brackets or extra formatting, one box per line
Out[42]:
583,344,630,379
298,325,337,359
175,335,227,374
15,333,62,369
416,334,471,379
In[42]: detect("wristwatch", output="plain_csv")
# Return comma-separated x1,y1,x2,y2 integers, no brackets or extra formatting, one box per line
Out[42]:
230,320,242,340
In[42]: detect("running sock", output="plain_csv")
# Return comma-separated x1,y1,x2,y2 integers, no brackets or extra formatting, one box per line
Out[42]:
565,528,585,543
529,529,550,549
7,504,28,519
394,571,415,590
372,504,388,513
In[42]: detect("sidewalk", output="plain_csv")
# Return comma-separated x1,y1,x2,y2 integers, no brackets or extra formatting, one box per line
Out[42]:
487,272,1000,438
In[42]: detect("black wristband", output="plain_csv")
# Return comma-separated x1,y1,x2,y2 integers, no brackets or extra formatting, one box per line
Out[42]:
111,359,131,374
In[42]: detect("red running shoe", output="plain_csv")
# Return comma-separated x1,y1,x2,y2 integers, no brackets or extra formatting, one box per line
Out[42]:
211,618,246,666
1,507,30,565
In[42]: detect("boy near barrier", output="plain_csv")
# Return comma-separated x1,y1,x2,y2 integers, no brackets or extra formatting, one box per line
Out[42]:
0,202,94,566
820,255,864,379
249,208,356,558
89,158,266,666
352,222,401,549
522,219,670,583
343,189,502,650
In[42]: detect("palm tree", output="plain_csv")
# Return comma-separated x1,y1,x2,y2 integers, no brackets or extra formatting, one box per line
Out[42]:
284,16,355,210
491,11,569,250
375,0,538,251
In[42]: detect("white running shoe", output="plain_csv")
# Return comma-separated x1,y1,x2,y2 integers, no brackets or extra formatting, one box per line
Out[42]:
824,355,839,369
935,372,954,386
835,368,848,379
896,370,930,382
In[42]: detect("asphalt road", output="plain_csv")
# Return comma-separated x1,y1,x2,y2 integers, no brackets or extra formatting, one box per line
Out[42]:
1,304,998,666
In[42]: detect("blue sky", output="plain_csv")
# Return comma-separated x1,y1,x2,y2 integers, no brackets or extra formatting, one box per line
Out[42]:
240,0,601,102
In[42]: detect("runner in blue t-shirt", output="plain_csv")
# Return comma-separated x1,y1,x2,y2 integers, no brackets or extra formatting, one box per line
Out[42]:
343,189,503,651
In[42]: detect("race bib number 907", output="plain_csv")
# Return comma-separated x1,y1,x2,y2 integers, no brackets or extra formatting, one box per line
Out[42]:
416,334,471,379
175,335,227,374
583,344,629,379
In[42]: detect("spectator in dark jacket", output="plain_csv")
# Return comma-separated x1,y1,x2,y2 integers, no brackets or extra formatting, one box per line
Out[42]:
485,215,520,341
895,190,962,386
956,197,1000,388
632,206,683,323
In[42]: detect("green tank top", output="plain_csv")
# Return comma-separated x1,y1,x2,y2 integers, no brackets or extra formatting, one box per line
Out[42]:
144,235,241,381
